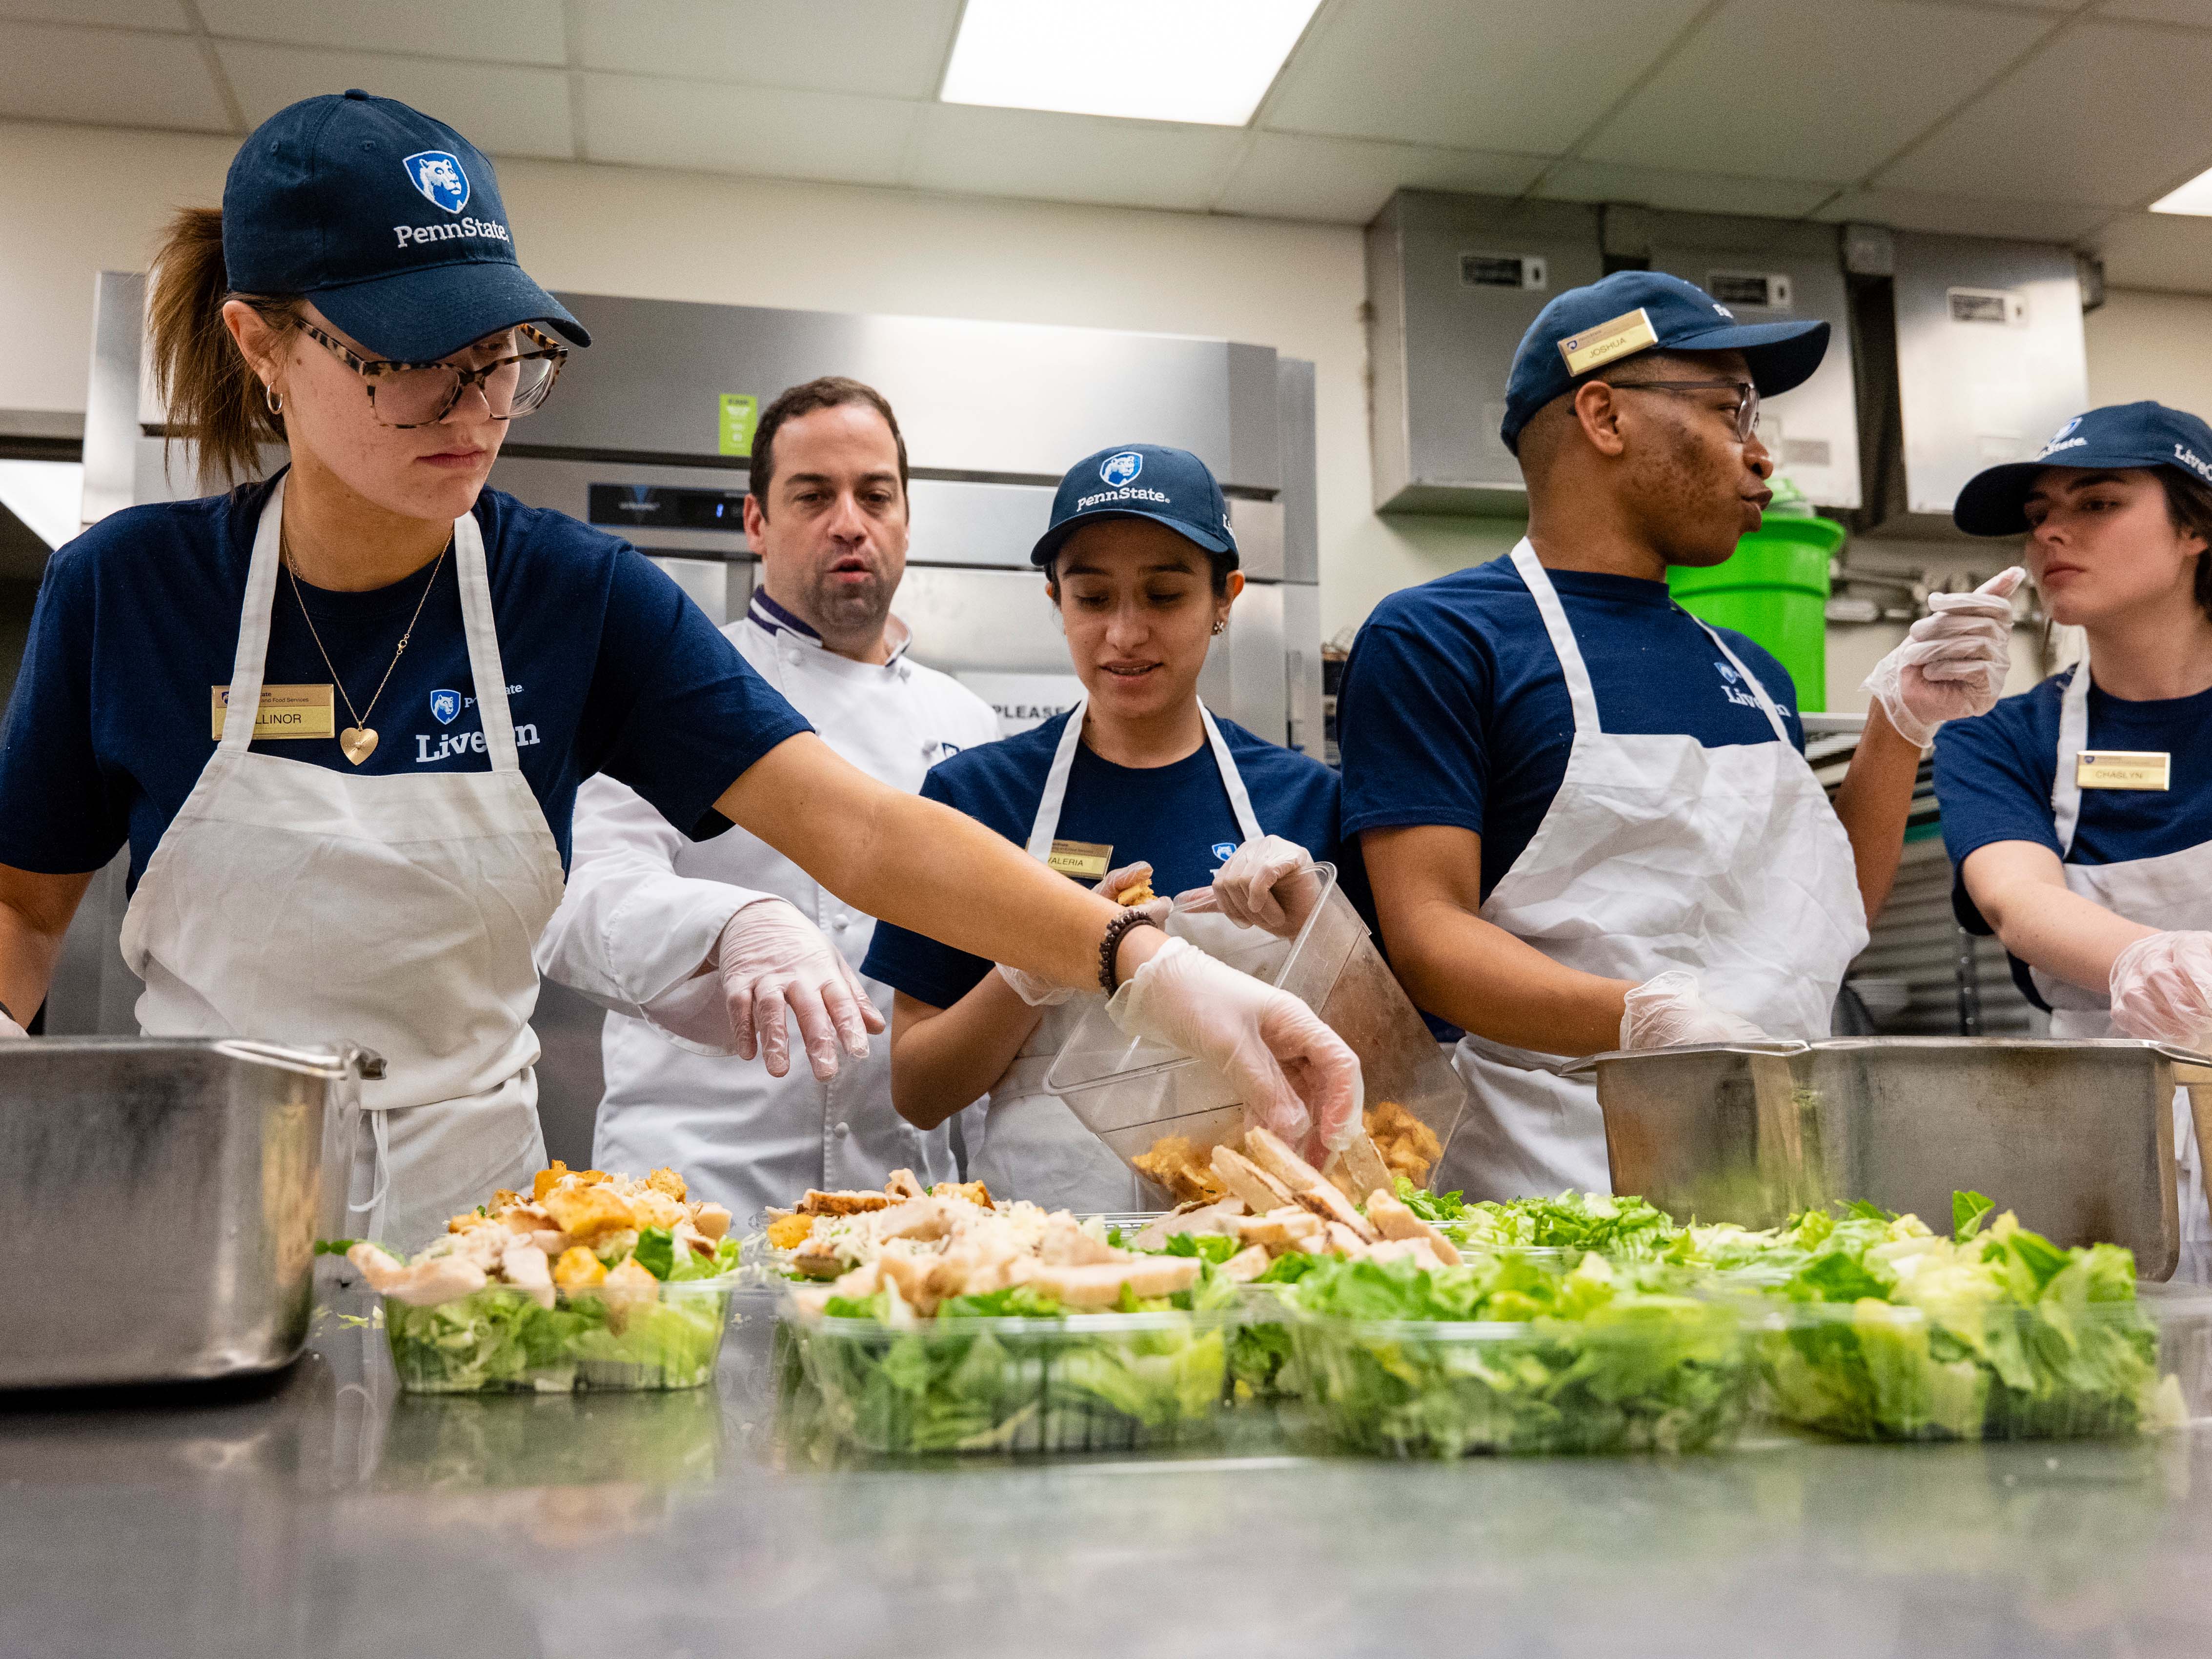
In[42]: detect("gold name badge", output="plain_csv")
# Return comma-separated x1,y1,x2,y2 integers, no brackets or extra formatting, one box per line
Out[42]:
211,683,336,741
1558,306,1659,377
1047,839,1113,879
2077,750,2170,791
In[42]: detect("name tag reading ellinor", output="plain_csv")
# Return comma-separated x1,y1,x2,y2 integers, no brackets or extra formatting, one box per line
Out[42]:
2077,750,2170,791
211,683,336,741
1557,306,1659,377
1047,839,1113,879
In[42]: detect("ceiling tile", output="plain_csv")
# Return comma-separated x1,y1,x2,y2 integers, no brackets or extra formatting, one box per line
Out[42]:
0,0,187,25
198,0,566,66
573,0,958,98
2085,209,2212,293
216,41,573,158
581,74,916,186
1580,0,2053,184
1877,18,2212,205
1533,159,1836,218
907,103,1249,213
1261,0,1710,154
1214,131,1547,223
0,19,228,128
1811,186,2115,242
2097,1,2212,25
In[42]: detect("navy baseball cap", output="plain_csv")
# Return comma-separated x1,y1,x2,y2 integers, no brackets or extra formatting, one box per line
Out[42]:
1500,270,1829,454
1954,402,2212,535
222,89,586,362
1030,444,1238,568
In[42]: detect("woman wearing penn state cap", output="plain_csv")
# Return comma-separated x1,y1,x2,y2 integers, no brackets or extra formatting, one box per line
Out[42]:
1937,402,2212,1278
860,444,1361,1210
0,94,1358,1248
1336,270,2022,1200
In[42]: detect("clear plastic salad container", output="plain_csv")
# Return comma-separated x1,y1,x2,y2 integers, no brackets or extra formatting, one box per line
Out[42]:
1288,1298,1754,1458
783,1301,1237,1455
381,1277,737,1394
1742,1282,2212,1443
1044,863,1466,1200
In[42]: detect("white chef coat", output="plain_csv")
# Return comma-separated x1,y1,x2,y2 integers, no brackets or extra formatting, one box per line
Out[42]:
535,590,1001,1222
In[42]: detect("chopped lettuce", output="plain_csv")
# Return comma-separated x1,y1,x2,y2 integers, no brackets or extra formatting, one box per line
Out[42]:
1413,1182,1681,1261
383,1281,731,1393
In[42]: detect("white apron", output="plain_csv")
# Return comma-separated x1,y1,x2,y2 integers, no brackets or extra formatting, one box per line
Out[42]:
121,478,566,1251
967,697,1264,1212
1447,542,1868,1199
2027,657,2212,1281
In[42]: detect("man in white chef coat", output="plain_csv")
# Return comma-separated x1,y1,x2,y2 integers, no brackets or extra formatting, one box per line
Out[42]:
537,377,1001,1219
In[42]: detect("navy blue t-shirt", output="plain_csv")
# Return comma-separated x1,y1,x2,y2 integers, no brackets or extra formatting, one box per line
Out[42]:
1338,556,1805,902
862,711,1359,1011
1935,669,2212,1008
0,476,813,883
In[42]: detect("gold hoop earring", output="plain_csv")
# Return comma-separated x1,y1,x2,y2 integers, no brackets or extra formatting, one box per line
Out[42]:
265,384,283,415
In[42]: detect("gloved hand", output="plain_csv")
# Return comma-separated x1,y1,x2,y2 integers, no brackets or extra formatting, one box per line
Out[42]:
1862,567,2025,748
1620,970,1768,1050
2109,931,2212,1051
997,863,1167,1006
1108,934,1363,1162
714,897,882,1081
1204,835,1317,936
0,1009,23,1039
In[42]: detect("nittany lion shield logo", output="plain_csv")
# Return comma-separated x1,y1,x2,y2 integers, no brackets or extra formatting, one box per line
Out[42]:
404,151,470,214
1211,841,1238,863
429,689,462,725
1099,451,1143,488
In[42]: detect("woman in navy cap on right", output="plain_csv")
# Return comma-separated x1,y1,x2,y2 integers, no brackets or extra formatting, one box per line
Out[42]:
1938,402,2212,1278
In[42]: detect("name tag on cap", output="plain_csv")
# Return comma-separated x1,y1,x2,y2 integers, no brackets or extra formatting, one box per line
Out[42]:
1558,307,1659,377
211,683,336,741
2077,750,2170,791
1047,839,1113,879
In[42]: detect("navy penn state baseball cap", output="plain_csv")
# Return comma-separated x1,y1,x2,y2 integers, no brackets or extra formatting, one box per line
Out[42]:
1031,444,1238,568
1954,401,2212,535
1500,270,1829,454
222,89,586,362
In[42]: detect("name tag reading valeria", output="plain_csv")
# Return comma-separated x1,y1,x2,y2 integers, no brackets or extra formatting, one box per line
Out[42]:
2077,750,2170,791
211,683,336,741
1047,839,1113,879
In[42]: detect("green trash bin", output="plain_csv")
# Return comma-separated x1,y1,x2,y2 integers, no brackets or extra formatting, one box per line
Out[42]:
1667,491,1844,713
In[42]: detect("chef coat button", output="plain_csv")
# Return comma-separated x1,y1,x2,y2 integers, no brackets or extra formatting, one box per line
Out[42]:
833,1122,850,1138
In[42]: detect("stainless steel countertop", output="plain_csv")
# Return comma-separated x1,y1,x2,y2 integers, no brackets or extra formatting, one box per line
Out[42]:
5,1282,2211,1658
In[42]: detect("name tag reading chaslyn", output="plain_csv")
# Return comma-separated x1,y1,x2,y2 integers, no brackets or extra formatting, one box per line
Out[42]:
1047,839,1114,879
2077,750,2171,791
211,684,336,741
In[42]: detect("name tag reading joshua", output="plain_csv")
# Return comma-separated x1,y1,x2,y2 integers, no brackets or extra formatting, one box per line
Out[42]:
1047,839,1114,879
211,684,336,741
2077,750,2170,791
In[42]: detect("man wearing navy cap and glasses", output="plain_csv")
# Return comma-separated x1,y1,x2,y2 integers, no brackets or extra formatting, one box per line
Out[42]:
1339,271,2022,1200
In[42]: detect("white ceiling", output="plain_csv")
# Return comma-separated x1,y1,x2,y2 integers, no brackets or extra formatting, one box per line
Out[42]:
2,0,2209,290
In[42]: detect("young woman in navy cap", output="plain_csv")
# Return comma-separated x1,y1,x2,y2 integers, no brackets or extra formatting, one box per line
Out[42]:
0,97,1354,1246
862,444,1359,1210
1938,402,2212,1278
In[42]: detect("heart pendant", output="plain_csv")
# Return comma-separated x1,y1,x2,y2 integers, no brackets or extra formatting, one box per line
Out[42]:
339,726,379,766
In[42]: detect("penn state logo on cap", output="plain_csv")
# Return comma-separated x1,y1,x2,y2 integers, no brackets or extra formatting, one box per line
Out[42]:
404,150,470,214
1211,841,1238,862
1714,661,1740,685
429,689,461,725
1099,451,1144,488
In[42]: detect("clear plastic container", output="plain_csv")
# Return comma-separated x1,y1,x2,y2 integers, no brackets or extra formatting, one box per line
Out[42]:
783,1300,1237,1455
1288,1299,1753,1458
1741,1284,2212,1443
380,1277,736,1394
1044,863,1467,1201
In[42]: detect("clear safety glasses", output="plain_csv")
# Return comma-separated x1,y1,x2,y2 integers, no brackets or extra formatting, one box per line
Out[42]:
299,321,568,428
1604,377,1761,443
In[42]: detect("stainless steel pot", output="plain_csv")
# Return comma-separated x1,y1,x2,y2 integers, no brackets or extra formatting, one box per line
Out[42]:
0,1037,381,1388
1577,1037,2212,1281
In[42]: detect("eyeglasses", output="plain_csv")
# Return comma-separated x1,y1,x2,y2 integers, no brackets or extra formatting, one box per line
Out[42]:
299,322,568,428
1603,377,1761,443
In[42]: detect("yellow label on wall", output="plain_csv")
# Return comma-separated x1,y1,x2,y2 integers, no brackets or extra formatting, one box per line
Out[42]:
2077,750,2170,791
1047,839,1113,879
1557,306,1659,377
211,683,336,741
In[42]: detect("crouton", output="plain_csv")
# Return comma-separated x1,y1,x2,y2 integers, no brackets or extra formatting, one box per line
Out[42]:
765,1213,814,1251
1133,1135,1227,1205
643,1167,687,1203
1113,875,1155,905
628,1189,688,1232
1366,1101,1443,1187
552,1246,607,1291
1210,1144,1295,1214
539,1181,637,1242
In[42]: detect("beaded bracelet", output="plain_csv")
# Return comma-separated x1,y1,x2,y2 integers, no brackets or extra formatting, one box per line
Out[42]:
1097,910,1164,995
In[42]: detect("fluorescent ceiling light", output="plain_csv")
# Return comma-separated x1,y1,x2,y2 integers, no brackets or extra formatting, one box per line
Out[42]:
941,0,1322,127
2151,165,2212,215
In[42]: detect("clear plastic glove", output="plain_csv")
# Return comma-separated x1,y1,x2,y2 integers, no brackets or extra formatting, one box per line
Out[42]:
1204,835,1315,935
1862,566,2025,748
1108,933,1363,1162
2109,931,2212,1051
714,897,882,1081
1620,969,1768,1050
0,1010,22,1039
996,863,1167,1006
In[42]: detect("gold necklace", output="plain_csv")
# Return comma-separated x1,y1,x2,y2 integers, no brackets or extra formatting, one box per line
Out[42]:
282,530,449,766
